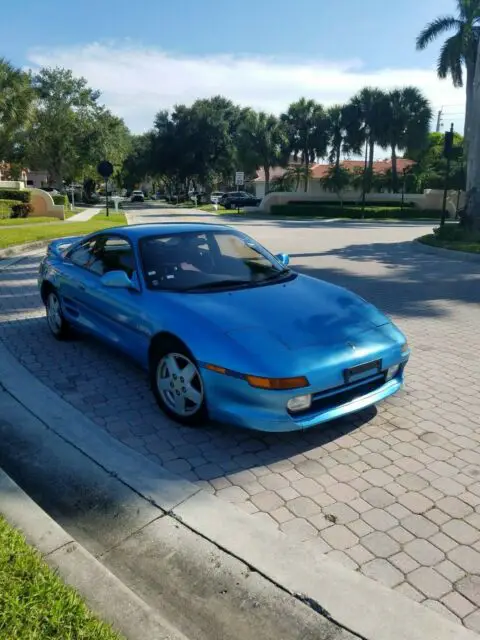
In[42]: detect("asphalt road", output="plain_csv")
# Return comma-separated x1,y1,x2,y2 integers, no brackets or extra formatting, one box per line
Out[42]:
2,206,480,630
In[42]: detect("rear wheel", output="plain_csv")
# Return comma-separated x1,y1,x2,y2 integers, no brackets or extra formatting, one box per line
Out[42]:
150,340,207,426
45,290,70,340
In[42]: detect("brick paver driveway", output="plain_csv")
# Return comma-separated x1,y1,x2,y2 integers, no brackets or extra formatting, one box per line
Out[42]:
2,211,480,630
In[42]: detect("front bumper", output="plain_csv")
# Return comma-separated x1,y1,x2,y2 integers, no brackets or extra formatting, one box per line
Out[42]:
202,360,408,433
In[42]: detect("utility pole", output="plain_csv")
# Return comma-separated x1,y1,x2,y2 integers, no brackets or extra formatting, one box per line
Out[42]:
436,108,444,133
441,122,454,227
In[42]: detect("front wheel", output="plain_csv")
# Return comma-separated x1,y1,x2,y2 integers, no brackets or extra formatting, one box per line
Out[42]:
150,342,207,426
45,290,70,340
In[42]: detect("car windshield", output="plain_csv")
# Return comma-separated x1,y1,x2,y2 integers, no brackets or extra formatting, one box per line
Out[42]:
139,230,292,292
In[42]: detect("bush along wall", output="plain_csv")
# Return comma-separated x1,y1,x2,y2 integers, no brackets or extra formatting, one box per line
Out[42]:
53,194,69,207
11,203,34,218
0,189,31,203
269,204,441,219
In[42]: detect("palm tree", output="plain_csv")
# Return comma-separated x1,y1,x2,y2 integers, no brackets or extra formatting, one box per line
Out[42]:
326,104,358,168
238,111,288,194
377,88,432,192
0,58,33,161
283,164,312,191
348,88,388,192
416,1,480,142
281,98,328,192
465,35,480,229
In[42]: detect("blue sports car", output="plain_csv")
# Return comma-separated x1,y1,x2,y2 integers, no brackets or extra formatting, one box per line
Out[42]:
38,223,409,432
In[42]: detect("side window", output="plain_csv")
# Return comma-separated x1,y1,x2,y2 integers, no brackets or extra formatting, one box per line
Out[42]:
68,239,99,269
101,237,136,277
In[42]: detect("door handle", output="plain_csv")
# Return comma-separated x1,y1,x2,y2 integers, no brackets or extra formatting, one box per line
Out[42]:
78,283,86,291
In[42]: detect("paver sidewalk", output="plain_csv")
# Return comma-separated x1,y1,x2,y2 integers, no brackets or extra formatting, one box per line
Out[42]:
65,207,102,222
1,220,480,631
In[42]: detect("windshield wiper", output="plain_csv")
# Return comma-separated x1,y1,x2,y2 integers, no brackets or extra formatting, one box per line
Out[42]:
181,279,253,292
259,269,292,283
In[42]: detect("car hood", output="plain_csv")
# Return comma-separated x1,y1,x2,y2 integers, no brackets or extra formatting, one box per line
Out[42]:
175,274,390,350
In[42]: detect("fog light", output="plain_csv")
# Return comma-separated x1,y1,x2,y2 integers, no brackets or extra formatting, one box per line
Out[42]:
287,394,312,412
386,365,401,381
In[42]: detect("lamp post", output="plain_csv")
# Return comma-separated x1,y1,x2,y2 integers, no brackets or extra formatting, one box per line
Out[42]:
361,126,370,216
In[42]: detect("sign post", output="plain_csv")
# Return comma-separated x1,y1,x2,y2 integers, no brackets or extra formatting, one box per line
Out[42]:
97,160,114,217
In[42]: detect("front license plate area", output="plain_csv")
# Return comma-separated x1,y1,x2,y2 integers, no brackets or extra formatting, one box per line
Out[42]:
344,359,382,384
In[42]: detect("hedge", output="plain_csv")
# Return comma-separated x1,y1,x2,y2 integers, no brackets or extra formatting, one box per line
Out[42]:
53,194,69,207
285,199,416,209
0,189,30,203
0,199,23,216
269,204,441,219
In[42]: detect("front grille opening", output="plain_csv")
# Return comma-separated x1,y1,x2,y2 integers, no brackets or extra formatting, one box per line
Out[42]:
290,375,387,418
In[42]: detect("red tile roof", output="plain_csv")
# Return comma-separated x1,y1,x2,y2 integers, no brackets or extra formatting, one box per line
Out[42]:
254,158,416,182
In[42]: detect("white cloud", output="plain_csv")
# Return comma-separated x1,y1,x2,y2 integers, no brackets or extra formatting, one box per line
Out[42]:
26,42,466,135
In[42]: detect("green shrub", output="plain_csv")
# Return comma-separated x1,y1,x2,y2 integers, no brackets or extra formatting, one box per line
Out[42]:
11,203,34,218
433,224,480,242
269,204,440,219
286,199,416,209
0,199,23,218
53,194,69,207
0,189,30,203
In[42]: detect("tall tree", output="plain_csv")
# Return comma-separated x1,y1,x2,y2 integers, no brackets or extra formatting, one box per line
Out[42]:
348,88,387,192
326,104,359,168
416,0,480,142
281,98,328,192
465,35,480,229
377,87,432,192
27,68,101,186
0,58,34,162
238,111,288,194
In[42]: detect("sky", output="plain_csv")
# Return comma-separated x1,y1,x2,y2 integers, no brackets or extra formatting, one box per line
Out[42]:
1,0,467,136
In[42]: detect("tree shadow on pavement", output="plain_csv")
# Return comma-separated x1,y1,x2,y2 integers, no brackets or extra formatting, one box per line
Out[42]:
291,241,480,319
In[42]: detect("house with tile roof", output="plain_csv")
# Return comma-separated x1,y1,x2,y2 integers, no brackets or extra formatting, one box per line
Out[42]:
253,159,416,198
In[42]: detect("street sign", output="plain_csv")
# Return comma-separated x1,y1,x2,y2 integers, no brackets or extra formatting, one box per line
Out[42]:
235,171,245,186
97,160,114,178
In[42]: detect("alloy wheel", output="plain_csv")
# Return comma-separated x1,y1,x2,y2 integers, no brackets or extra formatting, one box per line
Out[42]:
156,352,204,417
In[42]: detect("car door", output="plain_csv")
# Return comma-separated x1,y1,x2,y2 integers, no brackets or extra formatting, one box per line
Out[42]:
59,236,104,331
74,234,151,363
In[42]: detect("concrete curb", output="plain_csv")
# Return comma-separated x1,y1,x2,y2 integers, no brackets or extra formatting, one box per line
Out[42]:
0,240,50,261
0,342,477,640
413,238,480,263
0,468,188,640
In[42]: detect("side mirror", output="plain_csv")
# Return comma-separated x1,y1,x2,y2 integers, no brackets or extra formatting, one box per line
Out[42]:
101,270,135,289
275,253,290,266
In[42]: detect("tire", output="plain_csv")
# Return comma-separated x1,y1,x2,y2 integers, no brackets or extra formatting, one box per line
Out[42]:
225,202,232,210
45,289,70,340
150,339,207,426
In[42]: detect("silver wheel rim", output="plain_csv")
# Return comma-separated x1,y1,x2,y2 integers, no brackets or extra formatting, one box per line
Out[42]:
156,352,204,417
46,293,62,335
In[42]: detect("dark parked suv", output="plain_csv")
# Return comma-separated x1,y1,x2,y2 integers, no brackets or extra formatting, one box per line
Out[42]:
220,191,261,209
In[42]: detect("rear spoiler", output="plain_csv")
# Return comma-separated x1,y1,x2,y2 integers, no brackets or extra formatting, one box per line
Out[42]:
47,236,83,257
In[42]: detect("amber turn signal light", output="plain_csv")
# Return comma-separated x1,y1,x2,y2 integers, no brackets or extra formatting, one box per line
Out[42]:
246,375,309,390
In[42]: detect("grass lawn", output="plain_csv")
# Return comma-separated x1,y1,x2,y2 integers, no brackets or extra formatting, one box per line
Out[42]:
0,213,126,249
418,233,480,254
0,516,122,639
0,216,63,226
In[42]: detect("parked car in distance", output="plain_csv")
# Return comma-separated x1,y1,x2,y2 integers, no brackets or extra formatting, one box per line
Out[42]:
38,223,409,432
220,191,261,209
130,190,145,203
210,191,225,204
189,191,207,204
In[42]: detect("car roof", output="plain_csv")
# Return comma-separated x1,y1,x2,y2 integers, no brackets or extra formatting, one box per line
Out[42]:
102,222,234,240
